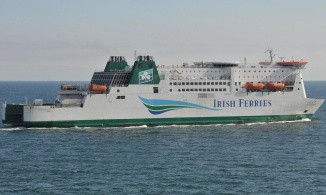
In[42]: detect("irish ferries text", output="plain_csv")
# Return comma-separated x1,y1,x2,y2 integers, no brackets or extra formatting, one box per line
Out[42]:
213,99,272,108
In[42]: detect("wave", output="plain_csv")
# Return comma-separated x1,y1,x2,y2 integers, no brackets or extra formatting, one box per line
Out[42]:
123,125,148,129
0,126,26,131
243,118,311,126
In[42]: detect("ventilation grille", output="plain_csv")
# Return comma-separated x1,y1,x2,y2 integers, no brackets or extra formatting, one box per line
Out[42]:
90,72,131,87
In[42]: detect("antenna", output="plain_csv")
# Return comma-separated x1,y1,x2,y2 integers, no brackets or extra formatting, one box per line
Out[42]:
264,47,274,63
279,57,286,62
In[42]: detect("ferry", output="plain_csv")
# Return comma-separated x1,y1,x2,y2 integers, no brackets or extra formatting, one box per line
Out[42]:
2,49,324,127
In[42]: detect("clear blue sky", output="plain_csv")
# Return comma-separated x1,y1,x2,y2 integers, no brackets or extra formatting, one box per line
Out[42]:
1,0,325,81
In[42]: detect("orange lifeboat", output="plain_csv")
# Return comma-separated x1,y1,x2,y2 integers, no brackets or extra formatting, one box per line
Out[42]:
245,82,264,90
266,82,285,90
60,83,78,90
89,84,107,91
284,82,293,86
258,61,271,65
277,61,308,66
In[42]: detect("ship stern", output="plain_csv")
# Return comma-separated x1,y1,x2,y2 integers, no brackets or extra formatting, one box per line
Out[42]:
2,104,24,126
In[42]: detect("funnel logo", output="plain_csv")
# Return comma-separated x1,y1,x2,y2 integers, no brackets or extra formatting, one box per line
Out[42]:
139,69,153,84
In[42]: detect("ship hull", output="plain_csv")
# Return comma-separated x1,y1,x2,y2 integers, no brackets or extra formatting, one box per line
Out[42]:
3,90,323,127
2,52,324,128
3,114,314,127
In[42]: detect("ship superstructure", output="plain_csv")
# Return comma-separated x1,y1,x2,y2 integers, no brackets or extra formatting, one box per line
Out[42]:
2,49,324,127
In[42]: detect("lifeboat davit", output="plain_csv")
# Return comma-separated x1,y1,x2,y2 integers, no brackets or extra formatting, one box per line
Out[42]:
89,84,107,91
245,82,264,90
266,82,285,90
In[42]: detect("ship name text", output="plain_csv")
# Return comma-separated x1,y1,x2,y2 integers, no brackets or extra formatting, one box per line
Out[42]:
213,99,272,108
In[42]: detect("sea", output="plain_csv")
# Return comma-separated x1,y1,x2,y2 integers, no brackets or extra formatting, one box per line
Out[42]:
0,81,325,194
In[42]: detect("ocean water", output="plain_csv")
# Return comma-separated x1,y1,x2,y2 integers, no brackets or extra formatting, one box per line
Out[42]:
0,81,325,194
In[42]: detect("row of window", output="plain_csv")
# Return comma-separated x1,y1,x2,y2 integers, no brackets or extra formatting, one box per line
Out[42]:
170,70,228,73
240,75,289,79
170,76,231,80
170,81,230,86
236,70,288,73
171,88,227,92
167,69,289,73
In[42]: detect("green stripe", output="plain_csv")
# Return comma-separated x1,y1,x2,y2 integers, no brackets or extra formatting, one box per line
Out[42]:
142,103,194,111
3,114,313,127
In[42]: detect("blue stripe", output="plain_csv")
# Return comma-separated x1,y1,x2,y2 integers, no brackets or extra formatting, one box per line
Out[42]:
148,109,176,115
138,96,222,111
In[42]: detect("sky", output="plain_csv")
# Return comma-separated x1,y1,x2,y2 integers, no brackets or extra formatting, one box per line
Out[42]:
0,0,326,81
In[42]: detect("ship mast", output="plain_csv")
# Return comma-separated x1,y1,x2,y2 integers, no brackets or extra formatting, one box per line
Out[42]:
265,48,275,64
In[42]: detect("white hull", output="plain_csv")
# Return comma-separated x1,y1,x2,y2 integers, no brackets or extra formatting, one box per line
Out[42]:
3,52,324,127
